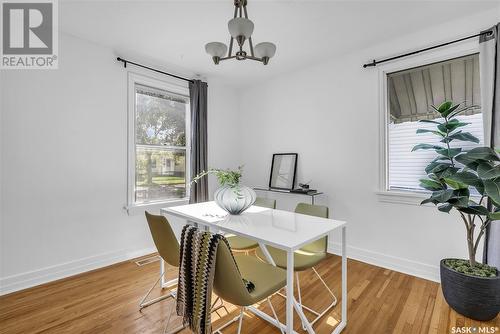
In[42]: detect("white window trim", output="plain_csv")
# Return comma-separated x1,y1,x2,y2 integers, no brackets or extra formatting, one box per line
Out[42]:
125,72,191,214
377,38,480,205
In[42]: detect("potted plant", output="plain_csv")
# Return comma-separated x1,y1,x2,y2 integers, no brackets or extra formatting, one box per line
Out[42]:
413,101,500,321
192,166,256,215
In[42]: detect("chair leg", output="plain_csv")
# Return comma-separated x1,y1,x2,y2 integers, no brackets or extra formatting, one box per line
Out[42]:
140,272,176,309
275,267,337,328
300,267,337,327
213,307,245,334
236,308,244,334
163,300,186,334
211,296,230,317
267,298,284,334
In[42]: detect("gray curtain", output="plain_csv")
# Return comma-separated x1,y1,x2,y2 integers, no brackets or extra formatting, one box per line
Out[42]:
479,24,500,268
189,80,209,203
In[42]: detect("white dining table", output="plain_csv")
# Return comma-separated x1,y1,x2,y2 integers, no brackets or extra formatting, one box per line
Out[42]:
161,201,347,334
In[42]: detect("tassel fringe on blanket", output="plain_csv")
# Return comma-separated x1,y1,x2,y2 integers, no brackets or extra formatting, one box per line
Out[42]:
176,225,254,334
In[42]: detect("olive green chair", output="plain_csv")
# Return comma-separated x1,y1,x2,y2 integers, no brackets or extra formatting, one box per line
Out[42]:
212,240,286,334
255,203,337,329
226,197,276,253
144,213,229,334
141,212,180,310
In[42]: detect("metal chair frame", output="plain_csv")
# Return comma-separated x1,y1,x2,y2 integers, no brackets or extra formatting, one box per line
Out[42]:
277,267,337,329
213,296,284,334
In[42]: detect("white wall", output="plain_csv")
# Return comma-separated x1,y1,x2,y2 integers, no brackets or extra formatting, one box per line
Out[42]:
237,9,499,282
0,33,240,294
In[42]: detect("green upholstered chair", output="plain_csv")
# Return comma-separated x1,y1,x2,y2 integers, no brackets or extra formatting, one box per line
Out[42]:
212,240,286,333
255,203,337,328
141,212,180,310
226,197,276,253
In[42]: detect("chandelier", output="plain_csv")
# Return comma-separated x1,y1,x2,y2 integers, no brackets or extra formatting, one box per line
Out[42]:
205,0,276,65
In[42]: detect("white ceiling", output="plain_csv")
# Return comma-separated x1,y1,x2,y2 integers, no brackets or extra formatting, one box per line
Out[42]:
60,1,499,86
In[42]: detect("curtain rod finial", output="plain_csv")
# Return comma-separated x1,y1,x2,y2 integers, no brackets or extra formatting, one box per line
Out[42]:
363,60,377,68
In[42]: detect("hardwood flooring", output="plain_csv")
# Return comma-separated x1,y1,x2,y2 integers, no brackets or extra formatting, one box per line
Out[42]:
1,254,498,334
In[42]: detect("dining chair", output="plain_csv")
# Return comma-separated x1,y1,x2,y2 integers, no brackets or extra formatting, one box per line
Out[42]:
255,203,337,329
144,213,230,334
226,197,276,253
212,240,286,334
141,212,180,310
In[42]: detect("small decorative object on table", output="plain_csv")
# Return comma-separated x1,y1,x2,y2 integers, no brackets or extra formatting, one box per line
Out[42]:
291,180,317,194
192,166,256,215
413,101,500,321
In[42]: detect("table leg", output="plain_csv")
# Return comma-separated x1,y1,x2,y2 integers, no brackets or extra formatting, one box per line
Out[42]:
258,242,276,266
332,226,347,333
286,250,294,334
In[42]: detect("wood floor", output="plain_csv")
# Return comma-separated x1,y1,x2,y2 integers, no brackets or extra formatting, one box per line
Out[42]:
1,254,498,334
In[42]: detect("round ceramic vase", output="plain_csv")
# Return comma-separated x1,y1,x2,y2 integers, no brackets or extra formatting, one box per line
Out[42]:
214,185,256,215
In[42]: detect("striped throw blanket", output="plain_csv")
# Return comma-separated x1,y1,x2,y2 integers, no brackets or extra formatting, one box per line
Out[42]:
176,225,254,334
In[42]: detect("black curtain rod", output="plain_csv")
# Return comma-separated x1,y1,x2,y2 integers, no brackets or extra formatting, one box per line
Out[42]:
363,30,493,68
116,57,194,83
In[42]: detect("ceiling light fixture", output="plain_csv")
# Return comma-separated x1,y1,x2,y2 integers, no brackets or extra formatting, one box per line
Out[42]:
205,0,276,65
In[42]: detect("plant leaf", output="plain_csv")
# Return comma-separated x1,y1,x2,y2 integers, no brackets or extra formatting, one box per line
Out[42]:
421,198,438,205
412,144,445,152
429,189,454,203
477,162,500,180
464,147,500,162
419,119,442,125
484,179,500,207
416,129,445,137
442,132,480,144
447,171,484,194
437,119,469,133
437,101,453,115
448,196,469,207
436,148,462,158
438,203,453,213
446,171,480,185
488,211,500,220
444,177,468,189
455,153,480,170
425,162,451,174
419,179,445,191
457,205,490,216
448,105,480,119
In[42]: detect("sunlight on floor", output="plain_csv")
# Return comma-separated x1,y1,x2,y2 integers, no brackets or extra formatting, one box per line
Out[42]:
326,316,339,327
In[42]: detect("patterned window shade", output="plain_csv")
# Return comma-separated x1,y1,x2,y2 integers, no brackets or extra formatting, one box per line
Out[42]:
388,54,481,123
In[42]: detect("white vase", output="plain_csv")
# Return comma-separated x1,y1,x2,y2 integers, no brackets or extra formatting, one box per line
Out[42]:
214,185,256,215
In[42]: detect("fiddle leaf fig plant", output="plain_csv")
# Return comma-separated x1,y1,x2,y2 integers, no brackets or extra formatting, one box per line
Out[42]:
412,101,500,276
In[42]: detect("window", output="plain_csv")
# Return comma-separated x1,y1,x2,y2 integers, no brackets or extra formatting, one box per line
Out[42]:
383,53,483,194
128,74,190,207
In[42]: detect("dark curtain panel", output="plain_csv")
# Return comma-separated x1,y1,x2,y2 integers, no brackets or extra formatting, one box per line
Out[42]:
480,24,500,267
189,80,209,203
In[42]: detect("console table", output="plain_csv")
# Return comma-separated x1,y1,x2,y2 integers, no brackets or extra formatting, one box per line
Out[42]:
253,187,324,205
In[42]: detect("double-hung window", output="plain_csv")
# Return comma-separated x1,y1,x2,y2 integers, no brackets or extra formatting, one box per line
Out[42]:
381,52,484,199
128,73,190,207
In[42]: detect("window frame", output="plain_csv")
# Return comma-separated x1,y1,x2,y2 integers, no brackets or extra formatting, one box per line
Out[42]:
126,72,191,211
377,39,480,205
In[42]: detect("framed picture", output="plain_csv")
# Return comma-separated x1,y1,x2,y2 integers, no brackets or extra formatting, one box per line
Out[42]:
268,153,298,191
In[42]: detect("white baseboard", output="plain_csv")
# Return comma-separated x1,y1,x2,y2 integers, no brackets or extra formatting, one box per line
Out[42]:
0,247,156,296
1,242,440,296
328,242,440,283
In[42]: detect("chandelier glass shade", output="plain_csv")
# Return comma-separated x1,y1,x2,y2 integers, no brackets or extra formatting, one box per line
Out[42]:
205,0,276,65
